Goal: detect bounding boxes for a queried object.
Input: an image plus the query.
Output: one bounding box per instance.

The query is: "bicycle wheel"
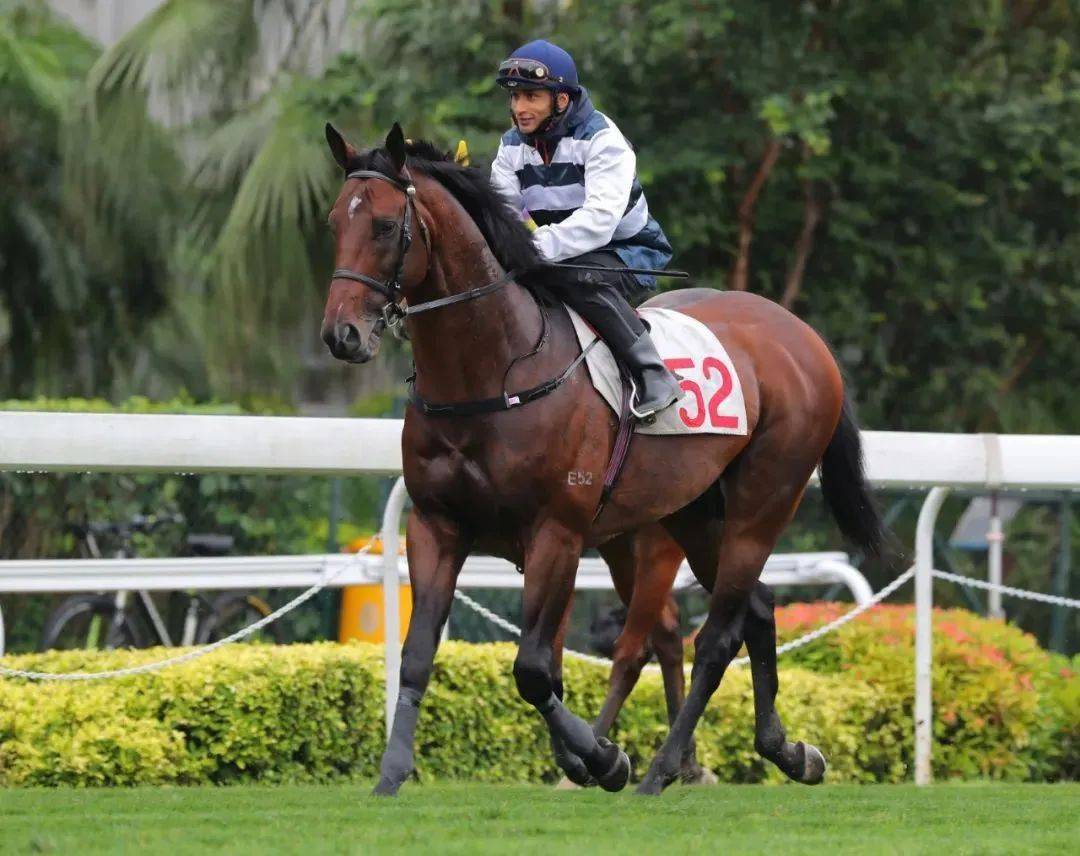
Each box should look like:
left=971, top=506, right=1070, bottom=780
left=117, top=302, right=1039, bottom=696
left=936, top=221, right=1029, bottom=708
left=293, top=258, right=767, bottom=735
left=198, top=593, right=284, bottom=645
left=39, top=594, right=148, bottom=651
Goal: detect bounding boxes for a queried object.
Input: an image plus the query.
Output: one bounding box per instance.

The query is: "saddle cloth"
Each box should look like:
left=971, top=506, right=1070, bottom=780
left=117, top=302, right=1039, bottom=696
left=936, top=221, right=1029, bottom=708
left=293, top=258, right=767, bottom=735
left=567, top=306, right=748, bottom=436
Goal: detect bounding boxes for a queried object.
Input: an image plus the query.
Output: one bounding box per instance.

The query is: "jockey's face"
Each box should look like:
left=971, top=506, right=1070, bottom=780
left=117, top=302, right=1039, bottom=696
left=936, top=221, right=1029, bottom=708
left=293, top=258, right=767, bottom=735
left=510, top=89, right=570, bottom=134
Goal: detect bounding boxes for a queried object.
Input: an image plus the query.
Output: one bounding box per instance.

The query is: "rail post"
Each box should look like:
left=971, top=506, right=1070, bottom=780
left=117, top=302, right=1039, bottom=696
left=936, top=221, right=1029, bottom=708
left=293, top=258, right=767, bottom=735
left=915, top=486, right=949, bottom=785
left=987, top=491, right=1004, bottom=618
left=381, top=477, right=409, bottom=737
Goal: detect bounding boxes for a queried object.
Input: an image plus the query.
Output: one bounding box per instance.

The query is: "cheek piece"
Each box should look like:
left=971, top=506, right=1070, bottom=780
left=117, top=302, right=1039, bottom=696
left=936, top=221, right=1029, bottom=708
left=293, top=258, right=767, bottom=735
left=331, top=169, right=421, bottom=333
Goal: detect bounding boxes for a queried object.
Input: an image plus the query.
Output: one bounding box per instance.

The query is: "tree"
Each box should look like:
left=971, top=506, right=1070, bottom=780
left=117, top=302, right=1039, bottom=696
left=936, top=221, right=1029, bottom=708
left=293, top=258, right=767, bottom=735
left=41, top=0, right=1080, bottom=435
left=0, top=0, right=173, bottom=396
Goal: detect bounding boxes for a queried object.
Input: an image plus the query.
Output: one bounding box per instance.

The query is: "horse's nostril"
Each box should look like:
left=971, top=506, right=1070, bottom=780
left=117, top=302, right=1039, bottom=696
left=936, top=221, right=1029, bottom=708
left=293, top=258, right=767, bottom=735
left=337, top=323, right=361, bottom=348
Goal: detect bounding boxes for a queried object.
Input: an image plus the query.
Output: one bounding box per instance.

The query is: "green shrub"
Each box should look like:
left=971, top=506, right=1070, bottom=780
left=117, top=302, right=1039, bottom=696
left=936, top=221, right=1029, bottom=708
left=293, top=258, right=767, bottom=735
left=0, top=644, right=384, bottom=787
left=773, top=603, right=1078, bottom=781
left=3, top=634, right=1071, bottom=788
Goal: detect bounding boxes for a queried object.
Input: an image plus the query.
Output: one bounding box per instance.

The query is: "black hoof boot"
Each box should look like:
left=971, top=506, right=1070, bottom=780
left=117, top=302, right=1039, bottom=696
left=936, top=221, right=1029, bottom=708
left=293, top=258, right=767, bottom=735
left=593, top=737, right=631, bottom=793
left=560, top=753, right=595, bottom=787
left=552, top=734, right=594, bottom=787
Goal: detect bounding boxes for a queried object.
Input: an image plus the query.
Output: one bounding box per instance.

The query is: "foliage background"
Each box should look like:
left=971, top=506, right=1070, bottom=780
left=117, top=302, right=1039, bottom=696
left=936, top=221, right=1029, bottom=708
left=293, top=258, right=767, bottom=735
left=0, top=0, right=1078, bottom=651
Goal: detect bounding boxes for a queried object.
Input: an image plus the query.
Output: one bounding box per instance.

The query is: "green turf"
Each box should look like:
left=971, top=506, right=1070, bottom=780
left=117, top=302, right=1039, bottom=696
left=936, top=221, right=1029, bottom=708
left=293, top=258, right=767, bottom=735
left=1, top=782, right=1076, bottom=855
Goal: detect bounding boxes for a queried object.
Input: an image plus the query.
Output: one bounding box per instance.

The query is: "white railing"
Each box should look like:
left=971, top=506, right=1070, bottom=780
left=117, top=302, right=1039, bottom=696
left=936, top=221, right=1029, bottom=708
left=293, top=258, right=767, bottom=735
left=2, top=412, right=1079, bottom=784
left=0, top=550, right=868, bottom=599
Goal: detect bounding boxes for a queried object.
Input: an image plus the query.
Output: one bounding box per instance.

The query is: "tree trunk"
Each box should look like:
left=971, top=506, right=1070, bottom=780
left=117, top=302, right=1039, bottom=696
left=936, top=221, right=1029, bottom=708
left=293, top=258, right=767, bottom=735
left=780, top=159, right=825, bottom=310
left=728, top=138, right=781, bottom=292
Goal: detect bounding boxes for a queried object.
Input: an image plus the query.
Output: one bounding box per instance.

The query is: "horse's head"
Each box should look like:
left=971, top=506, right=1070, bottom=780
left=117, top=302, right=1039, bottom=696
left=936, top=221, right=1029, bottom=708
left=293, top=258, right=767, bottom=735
left=321, top=123, right=430, bottom=363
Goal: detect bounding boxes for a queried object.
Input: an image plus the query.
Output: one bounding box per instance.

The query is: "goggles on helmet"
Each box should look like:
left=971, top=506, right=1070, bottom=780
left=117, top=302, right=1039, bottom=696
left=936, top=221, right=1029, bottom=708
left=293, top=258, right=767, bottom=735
left=496, top=57, right=565, bottom=89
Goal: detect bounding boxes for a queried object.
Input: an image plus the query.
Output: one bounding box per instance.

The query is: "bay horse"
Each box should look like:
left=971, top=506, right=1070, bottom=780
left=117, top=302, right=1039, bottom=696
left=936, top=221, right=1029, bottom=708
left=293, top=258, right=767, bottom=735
left=321, top=123, right=884, bottom=796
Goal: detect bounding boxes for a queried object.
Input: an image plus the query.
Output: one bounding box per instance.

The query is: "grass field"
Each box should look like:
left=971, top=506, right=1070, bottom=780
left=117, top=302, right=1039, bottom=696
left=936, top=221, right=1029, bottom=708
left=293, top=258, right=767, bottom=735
left=2, top=782, right=1077, bottom=854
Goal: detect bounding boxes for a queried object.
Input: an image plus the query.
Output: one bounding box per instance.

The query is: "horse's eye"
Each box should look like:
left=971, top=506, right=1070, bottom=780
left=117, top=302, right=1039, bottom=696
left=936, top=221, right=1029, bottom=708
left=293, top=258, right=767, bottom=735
left=374, top=219, right=397, bottom=238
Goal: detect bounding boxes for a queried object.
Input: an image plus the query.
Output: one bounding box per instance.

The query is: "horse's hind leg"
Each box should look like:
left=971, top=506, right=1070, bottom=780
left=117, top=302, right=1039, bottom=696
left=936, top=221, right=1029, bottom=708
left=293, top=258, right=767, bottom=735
left=649, top=595, right=716, bottom=784
left=594, top=526, right=712, bottom=784
left=638, top=459, right=812, bottom=795
left=593, top=527, right=679, bottom=736
left=744, top=581, right=827, bottom=784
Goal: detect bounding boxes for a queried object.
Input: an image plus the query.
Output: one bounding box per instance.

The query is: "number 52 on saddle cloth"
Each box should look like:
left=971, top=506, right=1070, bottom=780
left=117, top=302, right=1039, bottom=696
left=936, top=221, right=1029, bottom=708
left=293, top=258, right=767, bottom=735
left=567, top=306, right=749, bottom=437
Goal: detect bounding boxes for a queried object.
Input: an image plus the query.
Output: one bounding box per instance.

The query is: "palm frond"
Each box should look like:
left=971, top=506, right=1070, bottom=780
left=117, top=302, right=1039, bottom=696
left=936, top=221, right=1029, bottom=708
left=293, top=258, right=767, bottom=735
left=216, top=87, right=335, bottom=242
left=88, top=0, right=260, bottom=108
left=191, top=93, right=283, bottom=191
left=0, top=2, right=96, bottom=116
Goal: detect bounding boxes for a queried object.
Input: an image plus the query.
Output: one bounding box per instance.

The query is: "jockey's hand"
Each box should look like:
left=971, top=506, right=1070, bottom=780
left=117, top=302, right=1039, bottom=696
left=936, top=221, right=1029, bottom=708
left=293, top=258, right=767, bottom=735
left=523, top=217, right=538, bottom=232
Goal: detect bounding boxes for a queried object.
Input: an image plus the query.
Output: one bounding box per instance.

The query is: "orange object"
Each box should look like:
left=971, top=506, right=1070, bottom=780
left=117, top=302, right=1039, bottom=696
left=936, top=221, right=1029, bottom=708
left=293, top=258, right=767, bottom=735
left=338, top=582, right=412, bottom=644
left=338, top=535, right=410, bottom=643
left=343, top=534, right=406, bottom=556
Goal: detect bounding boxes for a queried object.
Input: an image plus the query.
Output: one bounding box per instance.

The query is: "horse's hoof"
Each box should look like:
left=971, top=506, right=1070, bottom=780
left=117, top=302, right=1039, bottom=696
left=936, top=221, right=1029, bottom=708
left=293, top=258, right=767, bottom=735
left=372, top=776, right=402, bottom=797
left=680, top=764, right=718, bottom=786
left=635, top=774, right=666, bottom=796
left=798, top=742, right=827, bottom=785
left=596, top=748, right=631, bottom=793
left=635, top=754, right=679, bottom=796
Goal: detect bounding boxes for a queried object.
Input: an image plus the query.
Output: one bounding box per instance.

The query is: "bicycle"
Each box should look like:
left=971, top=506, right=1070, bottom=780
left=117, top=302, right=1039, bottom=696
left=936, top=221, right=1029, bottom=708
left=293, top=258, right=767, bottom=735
left=38, top=514, right=283, bottom=651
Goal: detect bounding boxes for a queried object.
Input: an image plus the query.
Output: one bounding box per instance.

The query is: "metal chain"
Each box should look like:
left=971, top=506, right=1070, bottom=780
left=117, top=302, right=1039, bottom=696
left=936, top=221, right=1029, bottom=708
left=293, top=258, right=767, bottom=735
left=451, top=589, right=613, bottom=666
left=454, top=566, right=918, bottom=670
left=932, top=569, right=1080, bottom=609
left=0, top=543, right=377, bottom=682
left=7, top=557, right=1071, bottom=683
left=451, top=590, right=523, bottom=637
left=766, top=566, right=916, bottom=660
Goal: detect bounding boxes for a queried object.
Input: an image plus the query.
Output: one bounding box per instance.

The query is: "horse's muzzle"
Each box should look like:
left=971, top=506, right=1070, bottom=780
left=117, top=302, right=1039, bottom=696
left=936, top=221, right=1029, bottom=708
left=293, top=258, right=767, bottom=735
left=322, top=321, right=378, bottom=363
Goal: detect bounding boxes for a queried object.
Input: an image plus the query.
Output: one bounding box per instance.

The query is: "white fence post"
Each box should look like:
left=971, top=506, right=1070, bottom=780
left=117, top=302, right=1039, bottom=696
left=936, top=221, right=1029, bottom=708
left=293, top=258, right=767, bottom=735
left=915, top=486, right=949, bottom=786
left=987, top=491, right=1005, bottom=619
left=381, top=477, right=409, bottom=737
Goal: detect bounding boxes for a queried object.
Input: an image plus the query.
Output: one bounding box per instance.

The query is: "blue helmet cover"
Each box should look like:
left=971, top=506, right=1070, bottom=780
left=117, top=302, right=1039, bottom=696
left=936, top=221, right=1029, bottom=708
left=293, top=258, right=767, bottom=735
left=500, top=39, right=579, bottom=92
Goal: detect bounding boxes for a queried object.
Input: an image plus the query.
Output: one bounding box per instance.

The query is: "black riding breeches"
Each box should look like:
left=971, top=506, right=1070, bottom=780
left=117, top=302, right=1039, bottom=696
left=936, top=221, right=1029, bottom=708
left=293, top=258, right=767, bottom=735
left=544, top=251, right=647, bottom=348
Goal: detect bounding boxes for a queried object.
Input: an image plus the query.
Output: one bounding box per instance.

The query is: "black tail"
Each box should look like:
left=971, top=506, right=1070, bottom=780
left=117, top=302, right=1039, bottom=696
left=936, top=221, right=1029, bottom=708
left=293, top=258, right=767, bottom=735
left=819, top=394, right=886, bottom=557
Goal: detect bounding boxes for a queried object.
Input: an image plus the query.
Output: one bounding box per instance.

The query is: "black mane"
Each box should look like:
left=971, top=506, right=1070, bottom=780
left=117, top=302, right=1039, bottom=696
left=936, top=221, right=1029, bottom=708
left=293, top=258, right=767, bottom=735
left=344, top=140, right=543, bottom=280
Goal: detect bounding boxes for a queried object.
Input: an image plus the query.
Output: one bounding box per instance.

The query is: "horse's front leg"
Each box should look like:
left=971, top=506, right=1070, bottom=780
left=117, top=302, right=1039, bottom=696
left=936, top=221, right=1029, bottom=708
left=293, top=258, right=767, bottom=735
left=515, top=519, right=631, bottom=792
left=373, top=507, right=469, bottom=796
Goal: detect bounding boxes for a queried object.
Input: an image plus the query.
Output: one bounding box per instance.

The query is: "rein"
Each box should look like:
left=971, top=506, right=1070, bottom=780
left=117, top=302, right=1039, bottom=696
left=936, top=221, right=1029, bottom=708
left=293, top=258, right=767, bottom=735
left=331, top=167, right=592, bottom=417
left=331, top=169, right=518, bottom=332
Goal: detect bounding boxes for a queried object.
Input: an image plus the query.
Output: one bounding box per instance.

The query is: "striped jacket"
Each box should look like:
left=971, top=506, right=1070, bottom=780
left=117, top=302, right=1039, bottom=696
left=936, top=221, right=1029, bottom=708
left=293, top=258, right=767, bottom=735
left=489, top=89, right=672, bottom=288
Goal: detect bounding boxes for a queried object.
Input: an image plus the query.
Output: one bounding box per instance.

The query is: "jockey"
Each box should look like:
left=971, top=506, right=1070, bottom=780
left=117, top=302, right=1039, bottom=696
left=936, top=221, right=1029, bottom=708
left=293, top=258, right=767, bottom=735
left=490, top=39, right=682, bottom=419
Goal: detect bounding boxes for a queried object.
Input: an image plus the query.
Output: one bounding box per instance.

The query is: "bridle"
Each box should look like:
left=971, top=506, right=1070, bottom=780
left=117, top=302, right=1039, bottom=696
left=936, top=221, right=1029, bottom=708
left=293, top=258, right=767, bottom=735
left=330, top=169, right=514, bottom=333
left=328, top=165, right=597, bottom=419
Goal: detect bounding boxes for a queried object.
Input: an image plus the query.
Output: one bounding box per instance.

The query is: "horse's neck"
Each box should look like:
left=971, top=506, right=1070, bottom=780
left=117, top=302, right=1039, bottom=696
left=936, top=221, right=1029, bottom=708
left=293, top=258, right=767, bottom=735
left=407, top=245, right=547, bottom=404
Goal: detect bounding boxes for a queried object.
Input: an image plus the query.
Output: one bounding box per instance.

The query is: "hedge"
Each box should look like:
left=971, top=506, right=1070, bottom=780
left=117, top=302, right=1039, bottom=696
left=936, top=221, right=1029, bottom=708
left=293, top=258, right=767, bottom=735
left=772, top=604, right=1079, bottom=781
left=0, top=643, right=901, bottom=787
left=1, top=611, right=1075, bottom=787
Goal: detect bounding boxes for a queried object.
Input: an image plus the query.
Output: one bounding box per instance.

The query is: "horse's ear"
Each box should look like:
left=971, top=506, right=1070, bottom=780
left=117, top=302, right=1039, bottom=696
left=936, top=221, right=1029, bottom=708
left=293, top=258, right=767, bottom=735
left=385, top=122, right=407, bottom=174
left=325, top=123, right=357, bottom=172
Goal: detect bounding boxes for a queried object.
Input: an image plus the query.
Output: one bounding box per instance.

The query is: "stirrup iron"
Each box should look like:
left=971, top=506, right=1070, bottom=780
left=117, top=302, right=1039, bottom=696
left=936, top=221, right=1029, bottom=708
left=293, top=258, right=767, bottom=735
left=627, top=378, right=659, bottom=424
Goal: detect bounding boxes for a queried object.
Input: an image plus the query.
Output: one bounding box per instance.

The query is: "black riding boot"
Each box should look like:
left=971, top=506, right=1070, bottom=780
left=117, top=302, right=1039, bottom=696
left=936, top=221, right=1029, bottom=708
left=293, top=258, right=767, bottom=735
left=558, top=273, right=682, bottom=419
